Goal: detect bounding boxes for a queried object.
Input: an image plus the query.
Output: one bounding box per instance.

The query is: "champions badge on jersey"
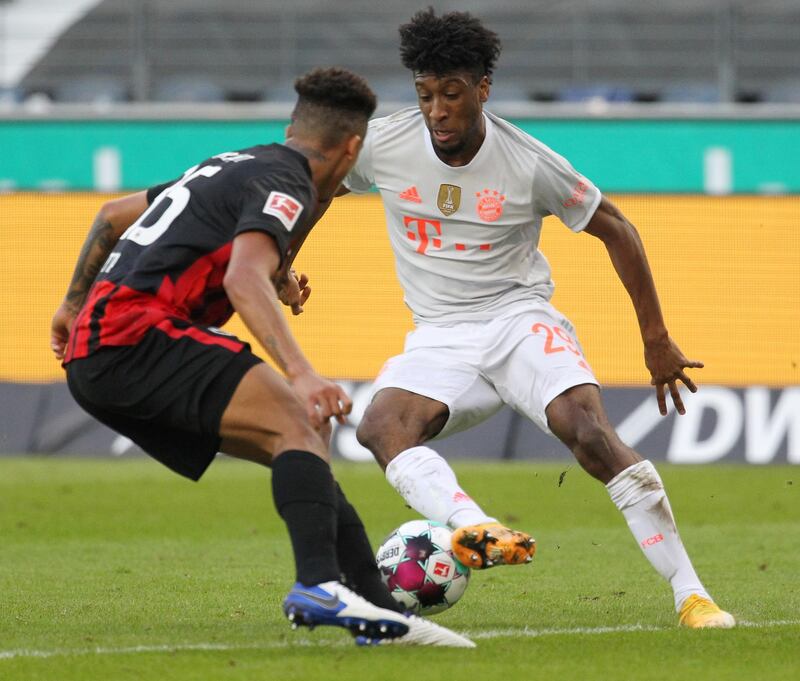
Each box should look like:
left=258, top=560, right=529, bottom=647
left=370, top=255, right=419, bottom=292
left=437, top=184, right=461, bottom=216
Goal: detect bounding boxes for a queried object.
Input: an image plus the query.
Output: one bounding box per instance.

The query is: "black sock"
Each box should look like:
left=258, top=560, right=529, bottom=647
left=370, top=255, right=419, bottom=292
left=334, top=483, right=405, bottom=613
left=271, top=450, right=340, bottom=587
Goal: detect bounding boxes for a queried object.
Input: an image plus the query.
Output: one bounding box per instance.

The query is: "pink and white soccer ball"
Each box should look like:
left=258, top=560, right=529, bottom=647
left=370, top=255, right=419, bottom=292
left=375, top=519, right=470, bottom=615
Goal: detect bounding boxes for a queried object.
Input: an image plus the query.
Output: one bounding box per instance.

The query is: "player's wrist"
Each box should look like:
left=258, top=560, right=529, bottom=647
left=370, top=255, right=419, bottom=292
left=641, top=326, right=669, bottom=345
left=285, top=361, right=316, bottom=382
left=59, top=298, right=81, bottom=315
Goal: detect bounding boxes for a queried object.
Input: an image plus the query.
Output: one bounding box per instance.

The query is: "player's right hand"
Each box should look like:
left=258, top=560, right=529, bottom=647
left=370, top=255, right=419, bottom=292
left=644, top=335, right=704, bottom=416
left=50, top=302, right=77, bottom=360
left=276, top=268, right=311, bottom=315
left=290, top=370, right=352, bottom=428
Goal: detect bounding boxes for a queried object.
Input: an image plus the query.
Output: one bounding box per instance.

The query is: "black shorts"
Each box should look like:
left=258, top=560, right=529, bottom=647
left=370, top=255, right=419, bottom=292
left=66, top=323, right=263, bottom=481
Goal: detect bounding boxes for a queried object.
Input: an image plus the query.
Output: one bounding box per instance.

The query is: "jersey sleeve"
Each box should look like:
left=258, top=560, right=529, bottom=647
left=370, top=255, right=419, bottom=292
left=146, top=180, right=177, bottom=204
left=342, top=122, right=376, bottom=193
left=531, top=148, right=602, bottom=233
left=234, top=173, right=311, bottom=264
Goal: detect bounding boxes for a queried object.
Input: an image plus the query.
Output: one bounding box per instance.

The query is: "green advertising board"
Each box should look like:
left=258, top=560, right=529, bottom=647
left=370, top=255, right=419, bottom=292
left=0, top=115, right=798, bottom=193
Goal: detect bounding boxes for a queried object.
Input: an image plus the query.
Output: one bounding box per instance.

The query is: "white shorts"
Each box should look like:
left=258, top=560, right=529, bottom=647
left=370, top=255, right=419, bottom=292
left=371, top=302, right=599, bottom=438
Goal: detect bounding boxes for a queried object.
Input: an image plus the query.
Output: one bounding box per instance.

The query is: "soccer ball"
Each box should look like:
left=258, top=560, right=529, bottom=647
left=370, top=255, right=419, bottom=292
left=375, top=519, right=470, bottom=615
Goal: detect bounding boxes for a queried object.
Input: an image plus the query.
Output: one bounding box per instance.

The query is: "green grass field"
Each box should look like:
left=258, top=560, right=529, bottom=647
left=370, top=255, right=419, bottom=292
left=1, top=457, right=797, bottom=680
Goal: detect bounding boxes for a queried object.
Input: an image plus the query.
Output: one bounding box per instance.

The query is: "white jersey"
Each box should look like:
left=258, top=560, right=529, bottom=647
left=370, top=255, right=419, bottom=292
left=344, top=107, right=602, bottom=325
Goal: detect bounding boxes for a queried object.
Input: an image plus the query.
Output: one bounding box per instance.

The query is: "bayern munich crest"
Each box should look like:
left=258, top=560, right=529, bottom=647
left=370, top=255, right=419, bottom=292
left=476, top=188, right=505, bottom=222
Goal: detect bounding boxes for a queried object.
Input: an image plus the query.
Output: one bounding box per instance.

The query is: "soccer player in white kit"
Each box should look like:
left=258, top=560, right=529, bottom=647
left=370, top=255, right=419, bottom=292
left=336, top=9, right=735, bottom=628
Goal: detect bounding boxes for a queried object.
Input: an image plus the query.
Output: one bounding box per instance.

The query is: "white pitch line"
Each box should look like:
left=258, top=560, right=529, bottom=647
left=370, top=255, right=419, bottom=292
left=1, top=619, right=797, bottom=661
left=469, top=619, right=800, bottom=639
left=0, top=640, right=333, bottom=661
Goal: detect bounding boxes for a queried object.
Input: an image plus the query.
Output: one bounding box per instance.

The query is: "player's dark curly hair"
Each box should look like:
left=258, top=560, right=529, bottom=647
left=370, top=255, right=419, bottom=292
left=294, top=67, right=376, bottom=117
left=399, top=8, right=501, bottom=82
left=292, top=67, right=376, bottom=147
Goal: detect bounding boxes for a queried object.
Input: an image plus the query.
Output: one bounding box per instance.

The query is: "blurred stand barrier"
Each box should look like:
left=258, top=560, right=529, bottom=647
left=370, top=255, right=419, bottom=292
left=0, top=193, right=797, bottom=463
left=1, top=382, right=798, bottom=464
left=2, top=107, right=800, bottom=193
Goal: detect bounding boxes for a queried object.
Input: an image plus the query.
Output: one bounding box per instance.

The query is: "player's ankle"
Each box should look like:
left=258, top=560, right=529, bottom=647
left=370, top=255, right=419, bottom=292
left=675, top=588, right=712, bottom=612
left=448, top=510, right=496, bottom=528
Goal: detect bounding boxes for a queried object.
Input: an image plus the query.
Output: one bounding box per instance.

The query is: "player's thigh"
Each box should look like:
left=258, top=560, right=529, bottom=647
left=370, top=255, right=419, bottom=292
left=369, top=346, right=503, bottom=441
left=358, top=387, right=450, bottom=461
left=219, top=362, right=327, bottom=463
left=484, top=306, right=599, bottom=433
left=65, top=328, right=264, bottom=480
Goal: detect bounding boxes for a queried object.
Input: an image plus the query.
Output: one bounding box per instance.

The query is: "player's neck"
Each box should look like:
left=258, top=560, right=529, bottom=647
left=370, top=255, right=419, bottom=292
left=284, top=138, right=327, bottom=164
left=432, top=118, right=486, bottom=168
left=284, top=138, right=340, bottom=200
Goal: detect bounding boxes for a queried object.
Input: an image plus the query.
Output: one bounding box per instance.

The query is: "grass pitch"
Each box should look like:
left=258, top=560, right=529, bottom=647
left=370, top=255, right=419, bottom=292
left=1, top=457, right=797, bottom=680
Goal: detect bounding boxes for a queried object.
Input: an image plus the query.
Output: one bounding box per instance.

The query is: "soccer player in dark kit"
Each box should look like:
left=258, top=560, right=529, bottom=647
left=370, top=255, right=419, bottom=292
left=49, top=67, right=473, bottom=648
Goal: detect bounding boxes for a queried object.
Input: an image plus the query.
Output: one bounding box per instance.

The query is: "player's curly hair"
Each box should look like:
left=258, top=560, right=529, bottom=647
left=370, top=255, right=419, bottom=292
left=399, top=7, right=501, bottom=82
left=292, top=67, right=377, bottom=146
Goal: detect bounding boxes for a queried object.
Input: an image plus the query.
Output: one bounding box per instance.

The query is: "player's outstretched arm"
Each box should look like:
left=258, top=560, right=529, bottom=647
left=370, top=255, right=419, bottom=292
left=50, top=191, right=149, bottom=359
left=224, top=230, right=352, bottom=427
left=583, top=196, right=703, bottom=416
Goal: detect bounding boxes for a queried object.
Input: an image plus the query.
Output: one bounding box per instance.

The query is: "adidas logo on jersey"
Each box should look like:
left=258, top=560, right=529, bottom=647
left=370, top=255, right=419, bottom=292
left=399, top=186, right=422, bottom=203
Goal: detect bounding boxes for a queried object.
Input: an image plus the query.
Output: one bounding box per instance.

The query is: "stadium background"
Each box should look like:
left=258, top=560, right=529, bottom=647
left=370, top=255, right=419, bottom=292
left=0, top=0, right=798, bottom=464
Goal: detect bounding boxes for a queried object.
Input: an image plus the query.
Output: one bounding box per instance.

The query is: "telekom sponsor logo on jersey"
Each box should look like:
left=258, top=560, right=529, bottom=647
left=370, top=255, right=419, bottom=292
left=562, top=180, right=588, bottom=208
left=403, top=215, right=493, bottom=255
left=262, top=191, right=303, bottom=231
left=404, top=216, right=442, bottom=254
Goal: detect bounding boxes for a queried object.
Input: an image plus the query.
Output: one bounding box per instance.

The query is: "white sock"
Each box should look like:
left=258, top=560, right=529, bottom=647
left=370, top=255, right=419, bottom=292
left=385, top=446, right=495, bottom=529
left=606, top=460, right=711, bottom=611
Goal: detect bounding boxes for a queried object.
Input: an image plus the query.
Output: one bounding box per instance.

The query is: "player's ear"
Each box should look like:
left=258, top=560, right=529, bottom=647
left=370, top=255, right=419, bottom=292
left=344, top=133, right=363, bottom=160
left=478, top=76, right=489, bottom=103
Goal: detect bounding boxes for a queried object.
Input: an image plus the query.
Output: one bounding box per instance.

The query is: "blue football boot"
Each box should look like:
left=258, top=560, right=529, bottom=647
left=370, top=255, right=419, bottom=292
left=282, top=581, right=409, bottom=641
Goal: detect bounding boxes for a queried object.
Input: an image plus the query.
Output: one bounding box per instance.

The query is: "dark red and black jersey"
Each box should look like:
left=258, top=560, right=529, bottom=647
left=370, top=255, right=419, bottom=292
left=65, top=144, right=317, bottom=363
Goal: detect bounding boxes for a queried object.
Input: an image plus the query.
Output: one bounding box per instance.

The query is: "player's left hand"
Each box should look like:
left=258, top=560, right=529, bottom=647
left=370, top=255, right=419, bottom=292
left=50, top=302, right=77, bottom=360
left=291, top=369, right=353, bottom=428
left=644, top=335, right=704, bottom=416
left=276, top=268, right=311, bottom=315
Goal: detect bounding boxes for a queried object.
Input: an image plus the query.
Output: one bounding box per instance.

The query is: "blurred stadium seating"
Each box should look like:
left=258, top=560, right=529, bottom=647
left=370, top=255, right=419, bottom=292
left=2, top=0, right=799, bottom=105
left=152, top=75, right=225, bottom=103
left=52, top=75, right=128, bottom=104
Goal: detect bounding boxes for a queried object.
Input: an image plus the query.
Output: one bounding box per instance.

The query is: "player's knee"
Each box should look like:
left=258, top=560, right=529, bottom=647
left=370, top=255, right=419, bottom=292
left=355, top=408, right=383, bottom=452
left=356, top=406, right=406, bottom=461
left=562, top=407, right=614, bottom=460
left=572, top=412, right=613, bottom=459
left=240, top=403, right=327, bottom=463
left=277, top=418, right=327, bottom=458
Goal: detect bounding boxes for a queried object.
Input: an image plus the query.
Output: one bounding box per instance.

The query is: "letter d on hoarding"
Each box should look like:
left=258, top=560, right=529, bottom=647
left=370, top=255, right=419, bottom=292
left=668, top=387, right=742, bottom=463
